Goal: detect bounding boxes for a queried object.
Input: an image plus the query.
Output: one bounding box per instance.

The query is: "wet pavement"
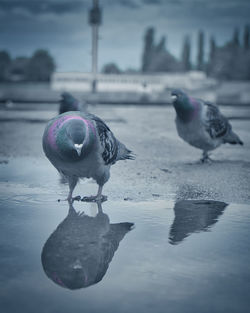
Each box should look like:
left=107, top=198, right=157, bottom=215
left=0, top=104, right=250, bottom=313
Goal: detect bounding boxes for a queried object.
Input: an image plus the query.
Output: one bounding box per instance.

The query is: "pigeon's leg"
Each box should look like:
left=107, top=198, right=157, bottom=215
left=81, top=185, right=107, bottom=203
left=67, top=176, right=79, bottom=203
left=97, top=200, right=103, bottom=214
left=96, top=185, right=107, bottom=202
left=200, top=151, right=212, bottom=163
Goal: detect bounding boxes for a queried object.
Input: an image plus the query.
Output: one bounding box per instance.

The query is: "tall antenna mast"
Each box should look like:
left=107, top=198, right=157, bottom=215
left=89, top=0, right=102, bottom=93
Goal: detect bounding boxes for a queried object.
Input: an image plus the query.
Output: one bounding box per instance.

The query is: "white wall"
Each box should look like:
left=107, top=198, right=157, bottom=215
left=51, top=71, right=216, bottom=93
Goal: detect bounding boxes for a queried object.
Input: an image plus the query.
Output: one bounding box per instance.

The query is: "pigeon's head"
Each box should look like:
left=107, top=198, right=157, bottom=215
left=60, top=92, right=78, bottom=110
left=171, top=89, right=195, bottom=121
left=171, top=89, right=188, bottom=105
left=59, top=92, right=78, bottom=113
left=66, top=119, right=88, bottom=157
left=61, top=92, right=75, bottom=103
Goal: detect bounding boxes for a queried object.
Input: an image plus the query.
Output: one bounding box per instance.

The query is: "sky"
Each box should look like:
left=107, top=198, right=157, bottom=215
left=0, top=0, right=249, bottom=72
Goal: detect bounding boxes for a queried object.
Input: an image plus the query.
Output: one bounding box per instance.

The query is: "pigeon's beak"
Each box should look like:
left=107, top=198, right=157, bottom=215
left=72, top=259, right=83, bottom=270
left=74, top=143, right=83, bottom=156
left=171, top=95, right=177, bottom=102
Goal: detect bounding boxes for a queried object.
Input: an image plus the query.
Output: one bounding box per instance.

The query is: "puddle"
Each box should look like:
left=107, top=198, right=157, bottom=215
left=0, top=196, right=250, bottom=313
left=1, top=158, right=250, bottom=312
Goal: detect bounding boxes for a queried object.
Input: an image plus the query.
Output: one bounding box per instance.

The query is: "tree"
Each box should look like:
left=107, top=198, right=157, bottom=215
left=233, top=27, right=240, bottom=47
left=141, top=27, right=182, bottom=72
left=0, top=50, right=11, bottom=81
left=181, top=35, right=191, bottom=71
left=149, top=50, right=182, bottom=72
left=11, top=56, right=29, bottom=79
left=102, top=63, right=121, bottom=74
left=209, top=36, right=216, bottom=60
left=26, top=49, right=55, bottom=81
left=197, top=30, right=204, bottom=71
left=147, top=34, right=181, bottom=72
left=244, top=25, right=249, bottom=50
left=207, top=27, right=250, bottom=80
left=207, top=36, right=216, bottom=75
left=142, top=27, right=155, bottom=72
left=156, top=36, right=166, bottom=53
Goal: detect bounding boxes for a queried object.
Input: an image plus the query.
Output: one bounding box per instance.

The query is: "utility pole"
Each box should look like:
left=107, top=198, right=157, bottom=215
left=89, top=0, right=102, bottom=93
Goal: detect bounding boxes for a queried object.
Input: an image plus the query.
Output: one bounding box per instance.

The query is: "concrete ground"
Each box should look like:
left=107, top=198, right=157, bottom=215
left=0, top=104, right=250, bottom=205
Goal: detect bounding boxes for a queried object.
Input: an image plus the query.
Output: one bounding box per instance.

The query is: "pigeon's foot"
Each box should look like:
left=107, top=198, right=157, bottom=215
left=81, top=195, right=108, bottom=203
left=58, top=195, right=82, bottom=203
left=72, top=195, right=82, bottom=202
left=201, top=158, right=213, bottom=164
left=200, top=152, right=213, bottom=164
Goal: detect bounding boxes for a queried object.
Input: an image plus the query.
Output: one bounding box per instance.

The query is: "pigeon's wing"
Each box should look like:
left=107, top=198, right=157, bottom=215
left=88, top=114, right=134, bottom=165
left=204, top=102, right=230, bottom=139
left=89, top=114, right=119, bottom=165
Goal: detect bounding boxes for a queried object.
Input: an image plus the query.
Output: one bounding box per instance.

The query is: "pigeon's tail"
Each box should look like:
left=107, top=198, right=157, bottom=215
left=117, top=141, right=136, bottom=161
left=223, top=130, right=243, bottom=145
left=124, top=149, right=136, bottom=160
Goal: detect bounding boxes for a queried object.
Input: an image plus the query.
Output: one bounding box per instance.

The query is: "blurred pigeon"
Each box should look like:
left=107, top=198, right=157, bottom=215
left=59, top=92, right=87, bottom=114
left=171, top=89, right=243, bottom=162
left=41, top=201, right=134, bottom=289
left=169, top=200, right=227, bottom=245
left=42, top=111, right=135, bottom=202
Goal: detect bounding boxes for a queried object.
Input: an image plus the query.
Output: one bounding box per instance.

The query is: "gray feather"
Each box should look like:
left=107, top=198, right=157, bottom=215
left=90, top=114, right=135, bottom=165
left=205, top=102, right=243, bottom=145
left=204, top=102, right=229, bottom=139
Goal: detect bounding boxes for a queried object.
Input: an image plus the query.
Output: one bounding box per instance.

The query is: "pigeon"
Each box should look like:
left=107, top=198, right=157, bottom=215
left=41, top=201, right=134, bottom=289
left=59, top=92, right=87, bottom=114
left=42, top=111, right=135, bottom=202
left=171, top=89, right=243, bottom=162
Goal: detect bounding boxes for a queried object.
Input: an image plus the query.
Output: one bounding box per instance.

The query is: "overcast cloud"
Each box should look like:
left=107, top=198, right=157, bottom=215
left=0, top=0, right=249, bottom=71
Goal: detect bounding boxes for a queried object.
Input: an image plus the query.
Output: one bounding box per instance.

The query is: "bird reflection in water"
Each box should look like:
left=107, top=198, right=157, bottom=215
left=41, top=202, right=134, bottom=289
left=169, top=200, right=228, bottom=245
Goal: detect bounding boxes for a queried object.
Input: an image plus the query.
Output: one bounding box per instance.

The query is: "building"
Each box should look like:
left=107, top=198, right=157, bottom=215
left=51, top=71, right=216, bottom=93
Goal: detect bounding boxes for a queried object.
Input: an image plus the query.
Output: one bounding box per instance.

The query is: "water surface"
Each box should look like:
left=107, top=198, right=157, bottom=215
left=0, top=159, right=250, bottom=313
